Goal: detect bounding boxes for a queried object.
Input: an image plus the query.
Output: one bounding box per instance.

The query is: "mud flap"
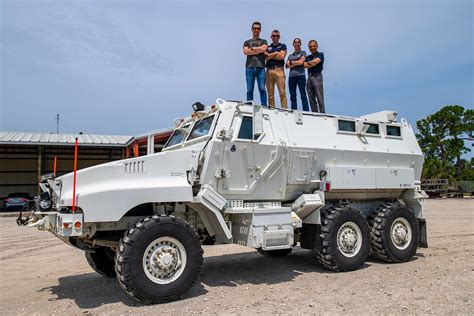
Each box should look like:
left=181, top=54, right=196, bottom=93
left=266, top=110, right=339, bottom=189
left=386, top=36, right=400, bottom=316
left=300, top=223, right=322, bottom=251
left=417, top=218, right=428, bottom=248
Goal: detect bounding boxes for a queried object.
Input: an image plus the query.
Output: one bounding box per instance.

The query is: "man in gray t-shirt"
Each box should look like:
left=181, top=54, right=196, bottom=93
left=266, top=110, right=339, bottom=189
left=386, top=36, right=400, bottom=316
left=243, top=22, right=268, bottom=106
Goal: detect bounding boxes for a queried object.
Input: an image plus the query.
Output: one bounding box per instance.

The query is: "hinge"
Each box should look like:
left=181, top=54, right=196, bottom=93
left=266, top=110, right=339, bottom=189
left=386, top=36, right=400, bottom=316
left=294, top=111, right=303, bottom=125
left=215, top=169, right=230, bottom=178
left=216, top=129, right=233, bottom=139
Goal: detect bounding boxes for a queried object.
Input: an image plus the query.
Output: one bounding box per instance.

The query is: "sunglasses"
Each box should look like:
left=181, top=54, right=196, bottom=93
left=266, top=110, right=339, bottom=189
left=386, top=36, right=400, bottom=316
left=272, top=35, right=280, bottom=38
left=252, top=27, right=261, bottom=30
left=293, top=42, right=301, bottom=44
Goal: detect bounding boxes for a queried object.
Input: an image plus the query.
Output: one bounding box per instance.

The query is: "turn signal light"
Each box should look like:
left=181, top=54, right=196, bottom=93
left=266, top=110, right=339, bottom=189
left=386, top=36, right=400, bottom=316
left=74, top=221, right=82, bottom=229
left=63, top=223, right=70, bottom=229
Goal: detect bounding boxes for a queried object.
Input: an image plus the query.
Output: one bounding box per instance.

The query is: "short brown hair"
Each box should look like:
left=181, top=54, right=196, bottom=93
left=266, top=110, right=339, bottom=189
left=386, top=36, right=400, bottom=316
left=308, top=40, right=318, bottom=46
left=252, top=21, right=261, bottom=28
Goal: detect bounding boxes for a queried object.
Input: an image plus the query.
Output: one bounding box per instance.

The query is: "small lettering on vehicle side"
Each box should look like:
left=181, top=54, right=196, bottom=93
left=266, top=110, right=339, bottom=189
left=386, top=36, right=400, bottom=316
left=170, top=172, right=184, bottom=177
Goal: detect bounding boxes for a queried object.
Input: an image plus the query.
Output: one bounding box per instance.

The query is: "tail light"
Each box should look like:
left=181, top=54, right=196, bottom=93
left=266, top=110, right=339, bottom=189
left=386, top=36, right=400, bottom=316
left=325, top=182, right=331, bottom=191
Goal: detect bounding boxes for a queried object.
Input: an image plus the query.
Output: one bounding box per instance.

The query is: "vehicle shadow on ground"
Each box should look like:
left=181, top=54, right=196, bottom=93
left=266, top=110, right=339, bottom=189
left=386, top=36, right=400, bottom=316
left=38, top=273, right=147, bottom=308
left=39, top=272, right=210, bottom=308
left=198, top=248, right=371, bottom=289
left=38, top=249, right=371, bottom=307
left=366, top=251, right=424, bottom=265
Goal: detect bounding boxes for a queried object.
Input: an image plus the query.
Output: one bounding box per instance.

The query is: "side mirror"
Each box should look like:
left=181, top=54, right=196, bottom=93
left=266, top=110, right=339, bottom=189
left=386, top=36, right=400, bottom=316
left=253, top=104, right=263, bottom=138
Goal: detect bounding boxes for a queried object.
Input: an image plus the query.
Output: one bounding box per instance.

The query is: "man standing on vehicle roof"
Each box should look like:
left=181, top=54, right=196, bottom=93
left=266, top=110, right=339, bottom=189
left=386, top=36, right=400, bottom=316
left=243, top=21, right=268, bottom=106
left=265, top=30, right=288, bottom=109
left=304, top=40, right=325, bottom=113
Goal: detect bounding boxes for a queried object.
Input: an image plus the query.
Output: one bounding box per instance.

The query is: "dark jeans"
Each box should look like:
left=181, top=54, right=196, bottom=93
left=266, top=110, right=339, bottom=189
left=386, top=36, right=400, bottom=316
left=288, top=75, right=309, bottom=111
left=246, top=67, right=267, bottom=106
left=307, top=73, right=325, bottom=113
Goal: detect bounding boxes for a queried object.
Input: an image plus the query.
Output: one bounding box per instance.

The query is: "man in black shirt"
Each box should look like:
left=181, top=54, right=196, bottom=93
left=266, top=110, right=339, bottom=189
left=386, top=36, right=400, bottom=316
left=265, top=30, right=288, bottom=109
left=304, top=40, right=325, bottom=113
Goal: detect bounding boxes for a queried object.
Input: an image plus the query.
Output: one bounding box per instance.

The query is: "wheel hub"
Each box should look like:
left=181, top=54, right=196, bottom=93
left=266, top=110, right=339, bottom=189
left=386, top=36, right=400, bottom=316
left=340, top=228, right=357, bottom=250
left=337, top=222, right=362, bottom=257
left=143, top=237, right=187, bottom=284
left=390, top=217, right=412, bottom=250
left=154, top=248, right=177, bottom=271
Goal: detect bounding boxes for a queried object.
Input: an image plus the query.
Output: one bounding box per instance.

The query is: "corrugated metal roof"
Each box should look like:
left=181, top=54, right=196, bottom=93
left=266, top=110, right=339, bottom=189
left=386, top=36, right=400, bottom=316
left=133, top=127, right=174, bottom=139
left=0, top=132, right=133, bottom=147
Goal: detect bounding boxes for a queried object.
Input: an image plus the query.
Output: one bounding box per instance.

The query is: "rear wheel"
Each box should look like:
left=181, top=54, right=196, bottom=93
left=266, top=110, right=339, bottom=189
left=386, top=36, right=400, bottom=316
left=115, top=216, right=203, bottom=304
left=85, top=247, right=116, bottom=277
left=257, top=248, right=292, bottom=257
left=316, top=206, right=370, bottom=271
left=369, top=202, right=419, bottom=262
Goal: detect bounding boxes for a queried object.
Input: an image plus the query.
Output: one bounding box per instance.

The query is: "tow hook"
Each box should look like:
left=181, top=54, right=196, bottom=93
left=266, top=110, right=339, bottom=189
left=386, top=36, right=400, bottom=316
left=16, top=207, right=32, bottom=226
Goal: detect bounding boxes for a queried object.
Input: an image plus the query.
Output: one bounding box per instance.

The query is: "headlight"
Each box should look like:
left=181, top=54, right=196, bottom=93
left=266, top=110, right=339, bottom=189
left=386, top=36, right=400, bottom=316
left=39, top=191, right=52, bottom=211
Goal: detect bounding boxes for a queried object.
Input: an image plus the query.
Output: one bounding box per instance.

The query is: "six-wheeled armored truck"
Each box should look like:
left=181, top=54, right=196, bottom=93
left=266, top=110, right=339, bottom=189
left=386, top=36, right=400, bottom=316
left=20, top=99, right=428, bottom=304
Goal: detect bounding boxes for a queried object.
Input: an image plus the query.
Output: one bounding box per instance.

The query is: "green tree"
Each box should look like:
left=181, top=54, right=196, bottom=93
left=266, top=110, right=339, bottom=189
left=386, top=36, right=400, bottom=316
left=416, top=105, right=473, bottom=180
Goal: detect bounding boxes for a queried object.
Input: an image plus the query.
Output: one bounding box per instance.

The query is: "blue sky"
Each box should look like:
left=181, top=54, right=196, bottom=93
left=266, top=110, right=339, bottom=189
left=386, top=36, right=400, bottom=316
left=1, top=0, right=472, bottom=137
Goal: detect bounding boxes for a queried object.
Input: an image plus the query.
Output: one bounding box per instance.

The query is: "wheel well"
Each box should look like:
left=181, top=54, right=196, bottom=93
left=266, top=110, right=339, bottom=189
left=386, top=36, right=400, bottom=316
left=122, top=203, right=155, bottom=217
left=119, top=202, right=213, bottom=244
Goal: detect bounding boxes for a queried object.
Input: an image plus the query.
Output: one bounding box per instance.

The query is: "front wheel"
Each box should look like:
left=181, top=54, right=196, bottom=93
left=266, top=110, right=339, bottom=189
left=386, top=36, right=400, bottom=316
left=115, top=216, right=203, bottom=304
left=316, top=206, right=370, bottom=271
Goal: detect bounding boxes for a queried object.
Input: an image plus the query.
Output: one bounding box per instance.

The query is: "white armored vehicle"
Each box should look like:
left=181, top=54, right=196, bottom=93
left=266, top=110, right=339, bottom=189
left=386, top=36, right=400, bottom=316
left=20, top=99, right=428, bottom=303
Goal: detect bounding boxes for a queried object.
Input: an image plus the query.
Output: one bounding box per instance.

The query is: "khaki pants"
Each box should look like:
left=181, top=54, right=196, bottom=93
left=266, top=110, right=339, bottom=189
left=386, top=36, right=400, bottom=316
left=266, top=68, right=288, bottom=108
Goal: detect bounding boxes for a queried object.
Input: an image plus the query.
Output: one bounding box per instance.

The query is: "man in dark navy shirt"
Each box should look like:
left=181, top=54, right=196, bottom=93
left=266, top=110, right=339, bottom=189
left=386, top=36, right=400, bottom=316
left=265, top=30, right=288, bottom=109
left=304, top=40, right=325, bottom=113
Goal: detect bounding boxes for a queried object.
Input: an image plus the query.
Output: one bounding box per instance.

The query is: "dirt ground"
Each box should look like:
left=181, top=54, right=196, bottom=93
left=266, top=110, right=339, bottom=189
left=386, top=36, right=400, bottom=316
left=0, top=199, right=472, bottom=315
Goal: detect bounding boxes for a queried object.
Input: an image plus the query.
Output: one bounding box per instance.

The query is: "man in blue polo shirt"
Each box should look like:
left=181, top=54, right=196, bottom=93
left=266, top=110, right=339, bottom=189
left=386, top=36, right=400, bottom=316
left=304, top=40, right=325, bottom=113
left=265, top=30, right=288, bottom=109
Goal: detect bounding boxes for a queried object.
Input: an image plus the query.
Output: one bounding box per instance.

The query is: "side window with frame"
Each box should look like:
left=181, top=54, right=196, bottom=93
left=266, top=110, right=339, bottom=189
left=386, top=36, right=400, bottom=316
left=364, top=123, right=380, bottom=135
left=338, top=119, right=356, bottom=132
left=386, top=125, right=401, bottom=137
left=237, top=116, right=258, bottom=140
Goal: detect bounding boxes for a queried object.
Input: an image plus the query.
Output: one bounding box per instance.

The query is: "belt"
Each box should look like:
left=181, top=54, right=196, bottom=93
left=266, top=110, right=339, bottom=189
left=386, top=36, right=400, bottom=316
left=309, top=72, right=322, bottom=77
left=267, top=66, right=284, bottom=70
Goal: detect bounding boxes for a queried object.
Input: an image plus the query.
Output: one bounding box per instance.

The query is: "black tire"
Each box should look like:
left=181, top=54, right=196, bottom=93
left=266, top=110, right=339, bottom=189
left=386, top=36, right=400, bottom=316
left=115, top=216, right=203, bottom=304
left=369, top=202, right=419, bottom=263
left=316, top=206, right=370, bottom=271
left=85, top=247, right=116, bottom=277
left=257, top=248, right=292, bottom=257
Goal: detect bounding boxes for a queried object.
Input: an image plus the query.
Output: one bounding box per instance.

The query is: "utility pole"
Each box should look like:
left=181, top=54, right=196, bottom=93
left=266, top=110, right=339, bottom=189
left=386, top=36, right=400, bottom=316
left=55, top=113, right=60, bottom=134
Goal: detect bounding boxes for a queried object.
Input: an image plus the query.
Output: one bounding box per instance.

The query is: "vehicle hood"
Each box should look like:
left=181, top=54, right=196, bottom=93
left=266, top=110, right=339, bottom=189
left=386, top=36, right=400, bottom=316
left=57, top=148, right=200, bottom=222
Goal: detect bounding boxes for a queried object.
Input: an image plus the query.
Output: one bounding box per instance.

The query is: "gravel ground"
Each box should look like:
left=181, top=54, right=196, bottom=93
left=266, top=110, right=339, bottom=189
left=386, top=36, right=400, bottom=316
left=0, top=199, right=472, bottom=315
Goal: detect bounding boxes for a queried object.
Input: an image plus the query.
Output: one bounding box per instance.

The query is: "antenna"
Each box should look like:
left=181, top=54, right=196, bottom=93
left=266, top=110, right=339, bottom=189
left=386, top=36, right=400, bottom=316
left=55, top=113, right=60, bottom=134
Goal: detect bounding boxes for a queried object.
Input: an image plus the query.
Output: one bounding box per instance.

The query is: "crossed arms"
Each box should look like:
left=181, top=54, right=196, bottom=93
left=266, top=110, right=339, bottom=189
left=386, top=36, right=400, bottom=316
left=304, top=57, right=321, bottom=69
left=243, top=44, right=268, bottom=56
left=286, top=55, right=305, bottom=68
left=265, top=49, right=286, bottom=60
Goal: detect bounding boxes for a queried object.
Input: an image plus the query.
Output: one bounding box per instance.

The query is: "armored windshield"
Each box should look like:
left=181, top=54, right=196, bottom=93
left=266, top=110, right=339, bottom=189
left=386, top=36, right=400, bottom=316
left=163, top=124, right=191, bottom=149
left=187, top=115, right=214, bottom=141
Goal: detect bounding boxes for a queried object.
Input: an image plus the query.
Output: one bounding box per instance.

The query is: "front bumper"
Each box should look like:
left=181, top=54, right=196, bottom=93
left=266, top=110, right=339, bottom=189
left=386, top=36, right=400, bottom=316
left=20, top=211, right=83, bottom=237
